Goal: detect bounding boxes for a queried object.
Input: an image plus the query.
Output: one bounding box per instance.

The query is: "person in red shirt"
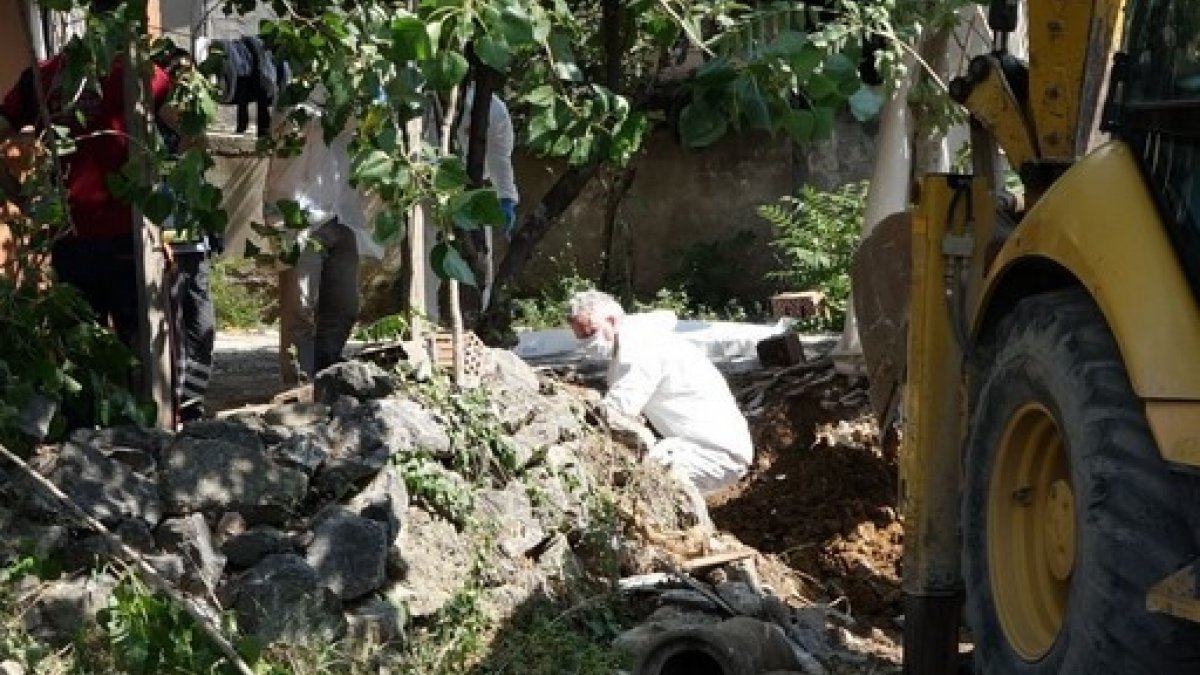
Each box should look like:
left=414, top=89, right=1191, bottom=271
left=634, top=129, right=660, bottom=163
left=0, top=52, right=171, bottom=349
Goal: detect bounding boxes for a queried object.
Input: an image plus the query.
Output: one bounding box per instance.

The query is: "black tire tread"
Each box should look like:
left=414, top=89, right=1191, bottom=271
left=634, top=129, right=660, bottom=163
left=963, top=288, right=1200, bottom=675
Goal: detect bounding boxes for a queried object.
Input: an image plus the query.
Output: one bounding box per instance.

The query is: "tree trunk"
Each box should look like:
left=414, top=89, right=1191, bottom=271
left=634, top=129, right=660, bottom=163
left=599, top=162, right=638, bottom=298
left=122, top=15, right=173, bottom=429
left=603, top=0, right=622, bottom=89
left=477, top=162, right=600, bottom=342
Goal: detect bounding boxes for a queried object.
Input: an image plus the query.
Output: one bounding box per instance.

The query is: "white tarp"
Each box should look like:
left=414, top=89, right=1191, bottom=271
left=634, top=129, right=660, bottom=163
left=513, top=310, right=828, bottom=373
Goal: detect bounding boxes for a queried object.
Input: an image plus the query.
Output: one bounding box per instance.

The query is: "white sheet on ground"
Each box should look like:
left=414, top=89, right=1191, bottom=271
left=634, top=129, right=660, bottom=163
left=513, top=310, right=821, bottom=373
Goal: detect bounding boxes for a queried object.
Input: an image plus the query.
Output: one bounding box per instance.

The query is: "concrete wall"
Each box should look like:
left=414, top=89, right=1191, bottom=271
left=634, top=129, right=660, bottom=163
left=0, top=0, right=35, bottom=277
left=507, top=113, right=878, bottom=303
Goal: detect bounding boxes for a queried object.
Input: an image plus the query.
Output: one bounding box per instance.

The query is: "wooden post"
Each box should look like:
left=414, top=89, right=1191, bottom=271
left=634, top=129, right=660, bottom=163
left=439, top=85, right=465, bottom=383
left=123, top=5, right=173, bottom=430
left=405, top=112, right=427, bottom=340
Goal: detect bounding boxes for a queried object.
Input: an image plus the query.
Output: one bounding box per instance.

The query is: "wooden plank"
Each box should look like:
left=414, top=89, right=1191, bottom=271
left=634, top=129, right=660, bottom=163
left=681, top=549, right=756, bottom=572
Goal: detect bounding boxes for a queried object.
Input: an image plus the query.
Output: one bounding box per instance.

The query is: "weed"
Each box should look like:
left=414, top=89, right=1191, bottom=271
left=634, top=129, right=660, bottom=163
left=511, top=256, right=593, bottom=330
left=633, top=286, right=766, bottom=322
left=760, top=180, right=867, bottom=330
left=407, top=376, right=521, bottom=482
left=477, top=596, right=634, bottom=674
left=401, top=586, right=490, bottom=674
left=353, top=313, right=410, bottom=342
left=664, top=229, right=766, bottom=319
left=98, top=573, right=238, bottom=675
left=397, top=455, right=475, bottom=525
left=210, top=256, right=273, bottom=329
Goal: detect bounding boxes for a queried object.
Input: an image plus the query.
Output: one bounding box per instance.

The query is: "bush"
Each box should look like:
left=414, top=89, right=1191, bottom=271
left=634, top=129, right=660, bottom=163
left=664, top=230, right=763, bottom=318
left=511, top=268, right=593, bottom=330
left=0, top=276, right=149, bottom=449
left=760, top=180, right=867, bottom=330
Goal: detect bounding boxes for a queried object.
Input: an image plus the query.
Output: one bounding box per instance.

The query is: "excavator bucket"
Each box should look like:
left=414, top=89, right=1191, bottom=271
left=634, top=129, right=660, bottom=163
left=851, top=211, right=913, bottom=425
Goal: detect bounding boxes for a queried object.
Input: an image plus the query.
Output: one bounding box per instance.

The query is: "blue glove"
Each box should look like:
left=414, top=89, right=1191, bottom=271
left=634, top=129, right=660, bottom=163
left=500, top=198, right=518, bottom=239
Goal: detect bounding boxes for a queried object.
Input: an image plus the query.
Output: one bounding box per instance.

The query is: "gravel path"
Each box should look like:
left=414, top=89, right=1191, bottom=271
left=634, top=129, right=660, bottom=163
left=207, top=329, right=289, bottom=413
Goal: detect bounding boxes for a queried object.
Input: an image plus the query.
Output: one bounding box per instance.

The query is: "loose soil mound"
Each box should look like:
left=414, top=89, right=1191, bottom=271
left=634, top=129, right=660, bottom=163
left=712, top=372, right=903, bottom=626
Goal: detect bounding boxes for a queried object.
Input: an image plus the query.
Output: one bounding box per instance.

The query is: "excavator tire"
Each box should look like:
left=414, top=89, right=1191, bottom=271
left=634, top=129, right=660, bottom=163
left=962, top=288, right=1200, bottom=675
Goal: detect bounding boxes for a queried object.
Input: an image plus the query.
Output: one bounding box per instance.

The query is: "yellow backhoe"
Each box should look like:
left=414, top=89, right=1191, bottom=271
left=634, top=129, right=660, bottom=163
left=854, top=0, right=1200, bottom=672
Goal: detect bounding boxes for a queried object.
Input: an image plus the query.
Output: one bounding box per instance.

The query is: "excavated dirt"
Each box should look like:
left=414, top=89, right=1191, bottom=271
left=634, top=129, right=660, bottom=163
left=712, top=373, right=903, bottom=624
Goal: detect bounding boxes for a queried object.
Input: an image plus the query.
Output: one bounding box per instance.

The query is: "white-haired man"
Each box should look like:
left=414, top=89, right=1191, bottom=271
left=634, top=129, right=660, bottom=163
left=567, top=290, right=754, bottom=495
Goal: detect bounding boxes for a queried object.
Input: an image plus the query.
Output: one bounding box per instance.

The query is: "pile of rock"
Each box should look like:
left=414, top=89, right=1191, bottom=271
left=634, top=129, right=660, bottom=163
left=0, top=351, right=605, bottom=650
left=0, top=345, right=898, bottom=674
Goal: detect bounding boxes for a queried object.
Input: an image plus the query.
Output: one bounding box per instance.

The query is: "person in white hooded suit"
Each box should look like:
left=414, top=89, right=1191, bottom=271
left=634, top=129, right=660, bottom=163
left=566, top=290, right=754, bottom=495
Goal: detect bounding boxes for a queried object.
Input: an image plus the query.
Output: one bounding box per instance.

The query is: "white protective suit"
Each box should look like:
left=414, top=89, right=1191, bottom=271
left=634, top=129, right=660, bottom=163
left=603, top=322, right=755, bottom=494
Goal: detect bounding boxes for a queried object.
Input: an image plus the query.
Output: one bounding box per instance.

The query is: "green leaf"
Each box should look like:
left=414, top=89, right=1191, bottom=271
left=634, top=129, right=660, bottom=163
left=530, top=7, right=552, bottom=42
left=733, top=76, right=770, bottom=130
left=553, top=61, right=584, bottom=82
left=426, top=18, right=444, bottom=46
left=448, top=189, right=505, bottom=229
left=824, top=53, right=857, bottom=81
left=781, top=109, right=816, bottom=144
left=694, top=57, right=737, bottom=88
left=143, top=191, right=174, bottom=225
left=645, top=14, right=681, bottom=47
left=524, top=85, right=556, bottom=106
left=475, top=35, right=513, bottom=72
left=608, top=113, right=649, bottom=166
left=568, top=136, right=593, bottom=165
left=431, top=241, right=477, bottom=286
left=390, top=16, right=431, bottom=61
left=527, top=111, right=557, bottom=146
left=275, top=199, right=309, bottom=229
left=848, top=86, right=883, bottom=122
left=547, top=32, right=576, bottom=62
left=806, top=73, right=836, bottom=99
left=813, top=106, right=836, bottom=139
left=499, top=6, right=535, bottom=45
left=549, top=133, right=573, bottom=156
left=791, top=44, right=823, bottom=79
left=374, top=210, right=406, bottom=244
left=679, top=100, right=729, bottom=148
left=434, top=158, right=469, bottom=191
left=421, top=51, right=468, bottom=91
left=352, top=150, right=394, bottom=183
left=768, top=31, right=809, bottom=59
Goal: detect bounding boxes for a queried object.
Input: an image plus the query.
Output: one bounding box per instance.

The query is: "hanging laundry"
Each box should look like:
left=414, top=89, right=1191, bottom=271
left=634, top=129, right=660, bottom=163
left=195, top=35, right=287, bottom=137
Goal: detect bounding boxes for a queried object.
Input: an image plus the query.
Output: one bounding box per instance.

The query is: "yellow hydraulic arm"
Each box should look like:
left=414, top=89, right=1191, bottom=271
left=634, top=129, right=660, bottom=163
left=949, top=0, right=1124, bottom=199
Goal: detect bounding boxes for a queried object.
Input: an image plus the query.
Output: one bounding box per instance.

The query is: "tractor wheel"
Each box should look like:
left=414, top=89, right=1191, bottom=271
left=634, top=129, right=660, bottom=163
left=962, top=288, right=1200, bottom=674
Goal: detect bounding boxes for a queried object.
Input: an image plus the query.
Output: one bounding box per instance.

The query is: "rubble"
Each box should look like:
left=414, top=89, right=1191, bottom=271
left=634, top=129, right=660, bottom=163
left=0, top=341, right=903, bottom=673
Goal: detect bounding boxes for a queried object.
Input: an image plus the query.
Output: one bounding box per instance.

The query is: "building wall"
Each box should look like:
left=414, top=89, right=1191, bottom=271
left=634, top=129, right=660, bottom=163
left=0, top=0, right=35, bottom=277
left=0, top=0, right=33, bottom=93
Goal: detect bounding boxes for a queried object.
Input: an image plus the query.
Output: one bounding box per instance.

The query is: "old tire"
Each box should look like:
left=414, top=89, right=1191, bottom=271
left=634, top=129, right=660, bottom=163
left=962, top=288, right=1200, bottom=674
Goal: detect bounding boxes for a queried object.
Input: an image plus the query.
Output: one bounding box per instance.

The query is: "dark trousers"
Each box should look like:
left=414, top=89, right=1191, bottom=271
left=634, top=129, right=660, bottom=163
left=170, top=251, right=216, bottom=418
left=50, top=235, right=139, bottom=350
left=278, top=219, right=360, bottom=384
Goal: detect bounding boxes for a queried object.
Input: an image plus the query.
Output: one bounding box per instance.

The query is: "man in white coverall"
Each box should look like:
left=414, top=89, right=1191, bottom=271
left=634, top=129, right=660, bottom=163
left=567, top=290, right=755, bottom=495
